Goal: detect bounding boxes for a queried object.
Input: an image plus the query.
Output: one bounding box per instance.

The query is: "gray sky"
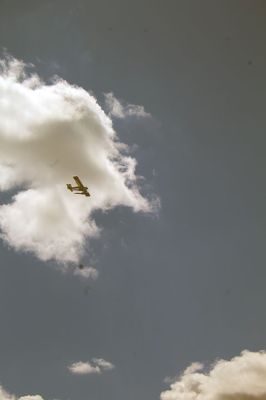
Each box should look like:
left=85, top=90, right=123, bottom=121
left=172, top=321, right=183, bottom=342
left=0, top=1, right=266, bottom=400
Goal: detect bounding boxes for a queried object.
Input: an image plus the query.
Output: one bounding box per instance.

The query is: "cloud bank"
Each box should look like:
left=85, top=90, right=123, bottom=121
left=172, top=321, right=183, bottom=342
left=161, top=350, right=266, bottom=400
left=0, top=56, right=155, bottom=264
left=68, top=358, right=115, bottom=375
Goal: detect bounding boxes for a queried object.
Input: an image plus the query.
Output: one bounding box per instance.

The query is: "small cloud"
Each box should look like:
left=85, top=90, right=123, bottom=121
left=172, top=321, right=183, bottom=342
left=68, top=361, right=101, bottom=375
left=161, top=350, right=266, bottom=400
left=74, top=266, right=99, bottom=280
left=68, top=358, right=115, bottom=375
left=92, top=358, right=115, bottom=371
left=104, top=92, right=151, bottom=119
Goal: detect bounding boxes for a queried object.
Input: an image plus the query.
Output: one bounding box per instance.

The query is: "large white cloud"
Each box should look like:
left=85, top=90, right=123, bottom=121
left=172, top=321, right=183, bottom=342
left=161, top=350, right=266, bottom=400
left=0, top=56, right=156, bottom=264
left=68, top=358, right=115, bottom=375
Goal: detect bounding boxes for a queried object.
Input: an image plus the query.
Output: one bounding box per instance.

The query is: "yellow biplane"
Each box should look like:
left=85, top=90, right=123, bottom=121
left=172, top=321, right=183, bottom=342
left=67, top=176, right=90, bottom=197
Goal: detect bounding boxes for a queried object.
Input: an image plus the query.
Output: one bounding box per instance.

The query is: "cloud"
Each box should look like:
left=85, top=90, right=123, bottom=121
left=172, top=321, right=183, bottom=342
left=17, top=397, right=43, bottom=400
left=0, top=385, right=45, bottom=400
left=160, top=350, right=266, bottom=400
left=73, top=266, right=99, bottom=280
left=68, top=361, right=101, bottom=375
left=68, top=358, right=115, bottom=375
left=91, top=358, right=115, bottom=371
left=104, top=92, right=151, bottom=119
left=0, top=55, right=157, bottom=264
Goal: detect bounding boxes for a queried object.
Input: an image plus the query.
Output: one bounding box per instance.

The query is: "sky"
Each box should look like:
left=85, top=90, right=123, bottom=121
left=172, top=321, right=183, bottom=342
left=0, top=1, right=266, bottom=400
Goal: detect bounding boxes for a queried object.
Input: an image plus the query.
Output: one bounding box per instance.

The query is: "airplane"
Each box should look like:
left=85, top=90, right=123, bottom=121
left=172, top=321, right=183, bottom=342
left=67, top=176, right=91, bottom=197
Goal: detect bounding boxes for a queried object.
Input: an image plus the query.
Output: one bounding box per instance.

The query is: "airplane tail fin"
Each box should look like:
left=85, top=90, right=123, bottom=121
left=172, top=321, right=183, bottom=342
left=67, top=184, right=73, bottom=192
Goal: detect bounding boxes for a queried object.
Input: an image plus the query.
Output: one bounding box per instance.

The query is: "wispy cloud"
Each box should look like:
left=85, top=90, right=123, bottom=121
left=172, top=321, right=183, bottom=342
left=73, top=266, right=99, bottom=280
left=104, top=92, right=151, bottom=119
left=161, top=350, right=266, bottom=400
left=0, top=55, right=158, bottom=265
left=68, top=358, right=115, bottom=375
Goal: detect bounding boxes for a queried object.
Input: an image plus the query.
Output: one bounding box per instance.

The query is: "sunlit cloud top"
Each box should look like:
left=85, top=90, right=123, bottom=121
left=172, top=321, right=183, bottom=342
left=161, top=350, right=266, bottom=400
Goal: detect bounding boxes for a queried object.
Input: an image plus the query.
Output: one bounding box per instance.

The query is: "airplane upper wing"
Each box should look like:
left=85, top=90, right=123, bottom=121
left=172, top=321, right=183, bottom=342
left=73, top=176, right=84, bottom=188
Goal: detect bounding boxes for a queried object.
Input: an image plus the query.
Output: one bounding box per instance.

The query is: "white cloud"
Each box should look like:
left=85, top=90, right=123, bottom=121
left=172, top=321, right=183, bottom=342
left=161, top=350, right=266, bottom=400
left=18, top=397, right=43, bottom=400
left=68, top=358, right=115, bottom=375
left=0, top=55, right=157, bottom=264
left=104, top=92, right=151, bottom=119
left=68, top=361, right=101, bottom=375
left=0, top=385, right=45, bottom=400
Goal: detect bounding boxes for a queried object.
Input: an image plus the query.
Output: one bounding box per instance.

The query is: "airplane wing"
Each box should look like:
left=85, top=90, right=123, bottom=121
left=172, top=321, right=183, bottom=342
left=73, top=176, right=84, bottom=189
left=71, top=176, right=90, bottom=196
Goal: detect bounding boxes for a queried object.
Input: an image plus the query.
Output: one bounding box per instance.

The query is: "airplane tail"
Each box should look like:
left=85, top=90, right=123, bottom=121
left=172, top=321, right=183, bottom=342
left=67, top=184, right=73, bottom=192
